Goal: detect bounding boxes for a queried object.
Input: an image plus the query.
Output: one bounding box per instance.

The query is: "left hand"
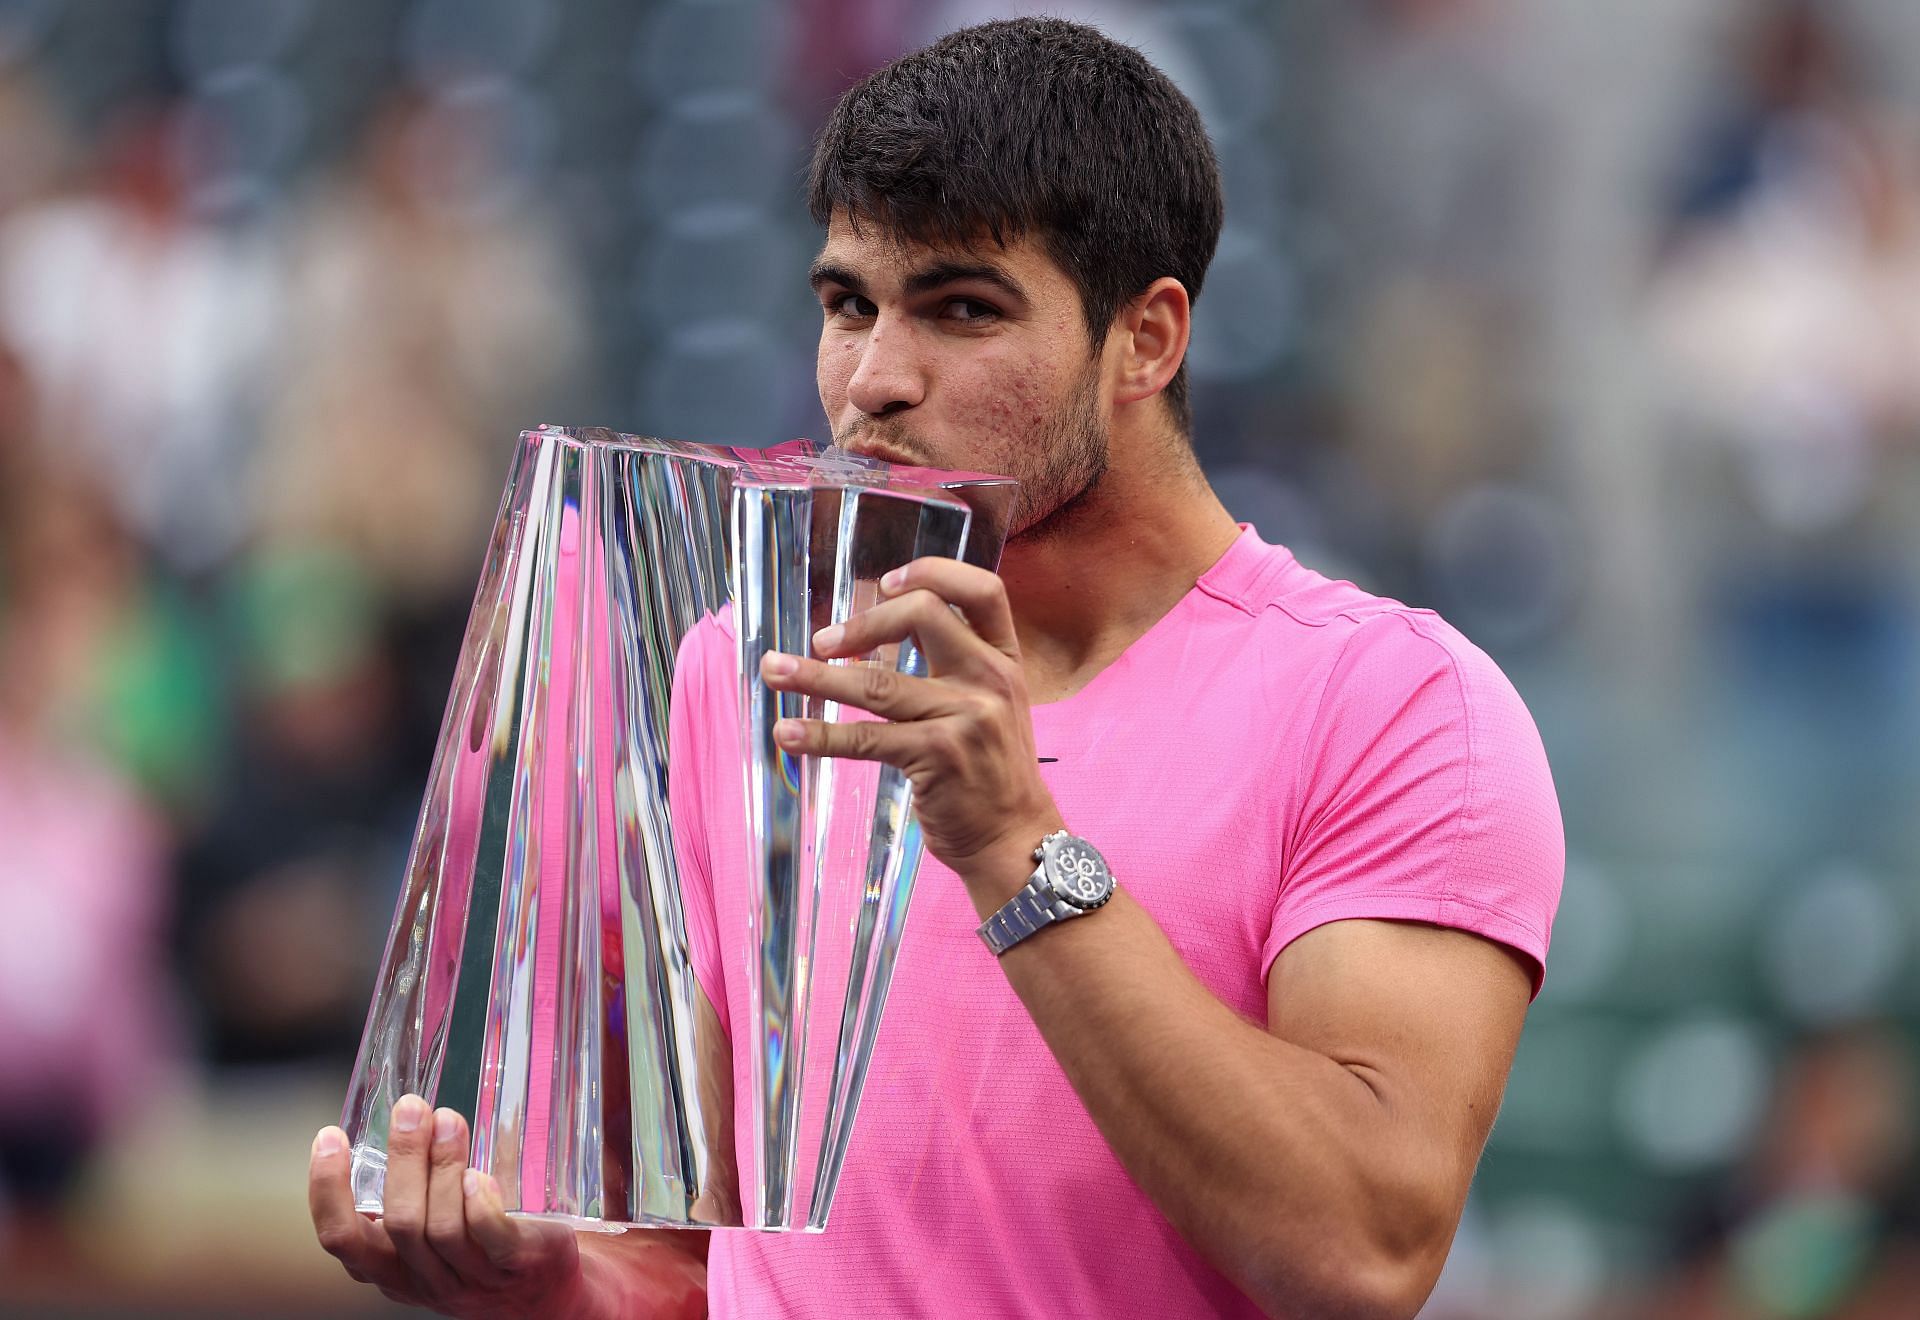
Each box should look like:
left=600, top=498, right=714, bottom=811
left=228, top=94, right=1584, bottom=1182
left=760, top=556, right=1061, bottom=900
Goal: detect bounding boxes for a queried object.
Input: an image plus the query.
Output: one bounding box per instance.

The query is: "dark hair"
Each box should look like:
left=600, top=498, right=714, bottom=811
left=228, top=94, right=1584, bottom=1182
left=807, top=17, right=1224, bottom=434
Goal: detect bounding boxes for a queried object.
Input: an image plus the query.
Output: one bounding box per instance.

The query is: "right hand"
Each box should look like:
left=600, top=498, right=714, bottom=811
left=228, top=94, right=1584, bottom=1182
left=308, top=1094, right=594, bottom=1319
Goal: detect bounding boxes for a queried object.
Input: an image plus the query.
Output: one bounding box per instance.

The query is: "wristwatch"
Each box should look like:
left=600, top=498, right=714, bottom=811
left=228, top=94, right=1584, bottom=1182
left=977, top=830, right=1116, bottom=955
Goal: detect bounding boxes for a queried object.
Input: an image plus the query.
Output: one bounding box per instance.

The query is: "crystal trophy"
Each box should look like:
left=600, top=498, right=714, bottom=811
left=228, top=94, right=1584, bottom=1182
left=340, top=425, right=1015, bottom=1231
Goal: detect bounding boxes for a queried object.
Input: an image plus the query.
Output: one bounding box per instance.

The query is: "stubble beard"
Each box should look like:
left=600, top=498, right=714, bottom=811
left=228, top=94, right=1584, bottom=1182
left=1006, top=363, right=1109, bottom=542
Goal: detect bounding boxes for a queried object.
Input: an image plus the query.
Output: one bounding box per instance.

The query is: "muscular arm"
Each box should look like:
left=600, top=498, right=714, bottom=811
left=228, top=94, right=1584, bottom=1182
left=988, top=889, right=1530, bottom=1319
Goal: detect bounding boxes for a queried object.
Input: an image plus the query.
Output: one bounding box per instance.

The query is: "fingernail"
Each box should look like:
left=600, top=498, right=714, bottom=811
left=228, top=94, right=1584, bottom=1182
left=391, top=1095, right=426, bottom=1133
left=881, top=569, right=906, bottom=591
left=763, top=651, right=797, bottom=677
left=813, top=624, right=844, bottom=651
left=463, top=1168, right=481, bottom=1198
left=313, top=1127, right=345, bottom=1158
left=774, top=719, right=803, bottom=747
left=433, top=1108, right=458, bottom=1144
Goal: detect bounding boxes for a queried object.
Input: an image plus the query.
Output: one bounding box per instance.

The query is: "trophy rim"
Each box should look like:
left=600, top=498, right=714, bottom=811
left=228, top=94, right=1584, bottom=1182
left=524, top=424, right=1018, bottom=503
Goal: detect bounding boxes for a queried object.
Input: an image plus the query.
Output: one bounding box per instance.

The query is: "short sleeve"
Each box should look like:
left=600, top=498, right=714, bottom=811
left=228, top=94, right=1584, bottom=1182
left=1263, top=614, right=1564, bottom=996
left=668, top=612, right=733, bottom=1036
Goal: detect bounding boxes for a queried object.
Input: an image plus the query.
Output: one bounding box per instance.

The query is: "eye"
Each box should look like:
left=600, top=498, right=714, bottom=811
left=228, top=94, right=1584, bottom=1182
left=826, top=293, right=877, bottom=321
left=940, top=298, right=999, bottom=325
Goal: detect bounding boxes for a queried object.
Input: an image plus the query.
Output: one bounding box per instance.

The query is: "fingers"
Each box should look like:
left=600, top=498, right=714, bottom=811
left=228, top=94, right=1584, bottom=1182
left=760, top=649, right=948, bottom=722
left=809, top=586, right=987, bottom=676
left=377, top=1095, right=462, bottom=1297
left=772, top=709, right=926, bottom=765
left=309, top=1126, right=405, bottom=1291
left=759, top=560, right=1025, bottom=768
left=879, top=558, right=1018, bottom=656
left=464, top=1169, right=522, bottom=1268
left=314, top=1105, right=577, bottom=1313
left=424, top=1108, right=509, bottom=1288
left=465, top=1170, right=580, bottom=1276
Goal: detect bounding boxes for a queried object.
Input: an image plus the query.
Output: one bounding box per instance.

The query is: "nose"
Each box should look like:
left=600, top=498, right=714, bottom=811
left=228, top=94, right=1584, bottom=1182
left=843, top=318, right=925, bottom=418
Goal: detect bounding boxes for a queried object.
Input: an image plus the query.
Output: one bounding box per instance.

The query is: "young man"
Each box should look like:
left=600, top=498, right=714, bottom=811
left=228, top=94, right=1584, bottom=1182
left=309, top=18, right=1562, bottom=1318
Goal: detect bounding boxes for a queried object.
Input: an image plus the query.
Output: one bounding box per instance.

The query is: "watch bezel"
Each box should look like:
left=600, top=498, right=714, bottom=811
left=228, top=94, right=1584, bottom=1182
left=1038, top=832, right=1115, bottom=911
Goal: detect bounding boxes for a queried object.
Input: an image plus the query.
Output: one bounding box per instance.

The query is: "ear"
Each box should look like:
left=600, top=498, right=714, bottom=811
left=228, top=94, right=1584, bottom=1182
left=1110, top=277, right=1192, bottom=409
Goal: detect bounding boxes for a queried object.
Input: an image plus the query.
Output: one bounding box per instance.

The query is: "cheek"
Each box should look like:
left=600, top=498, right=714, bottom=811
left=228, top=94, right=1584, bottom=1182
left=816, top=337, right=855, bottom=409
left=977, top=364, right=1049, bottom=440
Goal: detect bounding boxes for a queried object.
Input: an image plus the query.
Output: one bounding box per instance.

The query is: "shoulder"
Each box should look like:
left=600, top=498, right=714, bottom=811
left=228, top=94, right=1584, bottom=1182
left=1314, top=604, right=1530, bottom=746
left=1236, top=540, right=1564, bottom=988
left=1209, top=531, right=1521, bottom=724
left=1305, top=592, right=1551, bottom=816
left=1219, top=531, right=1558, bottom=845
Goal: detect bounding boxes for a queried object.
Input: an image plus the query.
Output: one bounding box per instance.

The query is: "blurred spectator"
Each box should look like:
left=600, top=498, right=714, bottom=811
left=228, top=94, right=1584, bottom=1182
left=1648, top=0, right=1920, bottom=533
left=1325, top=0, right=1538, bottom=536
left=0, top=69, right=72, bottom=218
left=0, top=447, right=176, bottom=1261
left=0, top=355, right=220, bottom=819
left=0, top=101, right=278, bottom=576
left=176, top=544, right=415, bottom=1067
left=251, top=88, right=586, bottom=614
left=0, top=335, right=32, bottom=531
left=1643, top=0, right=1920, bottom=849
left=1632, top=1027, right=1920, bottom=1319
left=1669, top=0, right=1858, bottom=229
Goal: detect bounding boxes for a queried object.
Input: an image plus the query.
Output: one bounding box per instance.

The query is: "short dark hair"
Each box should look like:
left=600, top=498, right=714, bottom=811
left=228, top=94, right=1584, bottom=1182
left=807, top=17, right=1224, bottom=434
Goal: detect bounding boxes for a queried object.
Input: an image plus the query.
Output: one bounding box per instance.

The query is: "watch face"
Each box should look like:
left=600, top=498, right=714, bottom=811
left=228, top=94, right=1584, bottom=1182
left=1043, top=835, right=1114, bottom=909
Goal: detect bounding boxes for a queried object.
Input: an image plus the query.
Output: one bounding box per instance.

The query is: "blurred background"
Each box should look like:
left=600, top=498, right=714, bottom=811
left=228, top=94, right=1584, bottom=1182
left=1, top=0, right=1918, bottom=1315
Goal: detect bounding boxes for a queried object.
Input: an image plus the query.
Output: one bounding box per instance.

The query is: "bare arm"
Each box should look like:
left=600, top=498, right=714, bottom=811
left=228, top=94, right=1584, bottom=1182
left=992, top=900, right=1529, bottom=1318
left=309, top=1096, right=707, bottom=1319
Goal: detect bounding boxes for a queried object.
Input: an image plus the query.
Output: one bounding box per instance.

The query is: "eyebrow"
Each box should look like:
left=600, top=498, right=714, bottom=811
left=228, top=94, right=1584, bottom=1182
left=808, top=261, right=865, bottom=295
left=903, top=260, right=1028, bottom=303
left=807, top=257, right=1029, bottom=305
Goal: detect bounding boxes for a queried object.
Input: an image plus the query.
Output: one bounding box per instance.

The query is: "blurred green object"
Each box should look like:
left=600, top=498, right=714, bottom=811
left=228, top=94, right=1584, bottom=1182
left=93, top=581, right=223, bottom=813
left=1728, top=1192, right=1876, bottom=1319
left=227, top=542, right=384, bottom=694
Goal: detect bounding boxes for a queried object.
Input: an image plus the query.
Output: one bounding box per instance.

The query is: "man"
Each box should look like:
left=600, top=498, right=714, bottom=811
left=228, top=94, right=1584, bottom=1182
left=309, top=18, right=1562, bottom=1318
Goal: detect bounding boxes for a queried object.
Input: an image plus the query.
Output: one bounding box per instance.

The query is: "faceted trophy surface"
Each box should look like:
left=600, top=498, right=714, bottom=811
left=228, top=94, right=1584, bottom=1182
left=341, top=426, right=1015, bottom=1231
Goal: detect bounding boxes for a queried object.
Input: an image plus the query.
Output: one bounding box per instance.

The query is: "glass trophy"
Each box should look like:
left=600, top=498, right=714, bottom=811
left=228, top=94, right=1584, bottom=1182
left=340, top=425, right=1015, bottom=1231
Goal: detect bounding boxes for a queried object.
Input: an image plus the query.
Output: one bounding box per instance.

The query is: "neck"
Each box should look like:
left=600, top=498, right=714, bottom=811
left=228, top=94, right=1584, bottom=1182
left=997, top=425, right=1240, bottom=704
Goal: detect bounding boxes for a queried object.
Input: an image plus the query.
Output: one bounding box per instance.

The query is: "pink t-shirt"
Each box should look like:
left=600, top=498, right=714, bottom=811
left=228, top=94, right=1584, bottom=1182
left=672, top=526, right=1563, bottom=1318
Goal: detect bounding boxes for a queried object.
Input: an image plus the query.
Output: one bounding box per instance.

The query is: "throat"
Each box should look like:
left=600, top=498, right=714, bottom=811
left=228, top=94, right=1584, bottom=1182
left=1001, top=455, right=1243, bottom=704
left=1018, top=619, right=1152, bottom=705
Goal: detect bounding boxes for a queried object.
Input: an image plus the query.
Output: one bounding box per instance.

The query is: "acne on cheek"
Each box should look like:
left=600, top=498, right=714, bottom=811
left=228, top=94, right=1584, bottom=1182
left=998, top=365, right=1048, bottom=430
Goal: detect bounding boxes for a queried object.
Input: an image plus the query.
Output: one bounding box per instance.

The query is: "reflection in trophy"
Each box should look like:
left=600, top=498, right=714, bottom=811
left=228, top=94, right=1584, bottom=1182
left=340, top=426, right=1015, bottom=1231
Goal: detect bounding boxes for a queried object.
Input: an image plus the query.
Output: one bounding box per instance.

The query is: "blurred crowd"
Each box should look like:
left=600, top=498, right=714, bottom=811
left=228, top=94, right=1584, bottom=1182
left=0, top=0, right=1919, bottom=1316
left=0, top=57, right=585, bottom=1274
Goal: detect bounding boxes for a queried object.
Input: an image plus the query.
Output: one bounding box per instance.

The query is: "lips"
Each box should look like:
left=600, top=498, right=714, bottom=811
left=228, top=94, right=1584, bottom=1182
left=837, top=441, right=921, bottom=468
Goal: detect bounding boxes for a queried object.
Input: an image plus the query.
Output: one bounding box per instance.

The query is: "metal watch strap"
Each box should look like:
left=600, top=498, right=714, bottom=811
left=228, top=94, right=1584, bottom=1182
left=978, top=876, right=1065, bottom=955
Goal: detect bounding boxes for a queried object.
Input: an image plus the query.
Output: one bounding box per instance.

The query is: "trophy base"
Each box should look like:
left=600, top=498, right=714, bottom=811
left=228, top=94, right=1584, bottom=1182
left=351, top=1139, right=768, bottom=1233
